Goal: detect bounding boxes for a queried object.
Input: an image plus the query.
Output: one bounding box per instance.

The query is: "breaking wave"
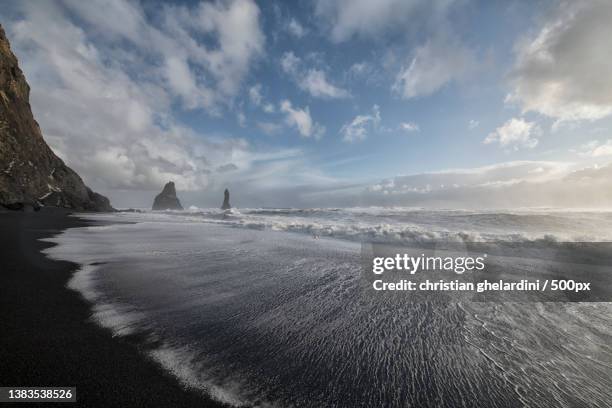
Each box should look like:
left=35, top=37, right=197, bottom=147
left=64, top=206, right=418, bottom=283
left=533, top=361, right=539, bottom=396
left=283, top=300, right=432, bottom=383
left=119, top=206, right=612, bottom=244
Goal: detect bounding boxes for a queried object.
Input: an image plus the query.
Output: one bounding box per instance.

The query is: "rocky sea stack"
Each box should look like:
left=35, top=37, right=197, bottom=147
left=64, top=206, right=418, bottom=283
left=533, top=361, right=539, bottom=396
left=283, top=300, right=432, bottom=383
left=0, top=25, right=113, bottom=212
left=221, top=188, right=231, bottom=210
left=152, top=181, right=183, bottom=210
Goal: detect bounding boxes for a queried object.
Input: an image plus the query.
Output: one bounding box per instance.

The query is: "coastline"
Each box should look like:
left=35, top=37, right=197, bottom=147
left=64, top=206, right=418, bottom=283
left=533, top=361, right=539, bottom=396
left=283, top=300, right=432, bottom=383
left=0, top=211, right=228, bottom=407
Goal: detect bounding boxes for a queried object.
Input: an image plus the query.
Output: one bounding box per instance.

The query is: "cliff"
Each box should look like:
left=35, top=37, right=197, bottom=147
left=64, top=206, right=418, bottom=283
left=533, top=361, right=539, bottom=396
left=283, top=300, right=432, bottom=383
left=152, top=182, right=183, bottom=210
left=0, top=24, right=113, bottom=211
left=221, top=188, right=231, bottom=210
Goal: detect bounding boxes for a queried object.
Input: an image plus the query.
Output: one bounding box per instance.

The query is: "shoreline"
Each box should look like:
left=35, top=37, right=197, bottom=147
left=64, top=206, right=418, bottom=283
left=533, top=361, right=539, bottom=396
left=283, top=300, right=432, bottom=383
left=0, top=211, right=228, bottom=407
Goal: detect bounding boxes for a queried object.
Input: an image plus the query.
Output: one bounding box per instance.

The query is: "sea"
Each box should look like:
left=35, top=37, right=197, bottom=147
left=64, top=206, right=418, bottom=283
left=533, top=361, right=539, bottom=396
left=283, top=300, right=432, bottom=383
left=43, top=207, right=612, bottom=407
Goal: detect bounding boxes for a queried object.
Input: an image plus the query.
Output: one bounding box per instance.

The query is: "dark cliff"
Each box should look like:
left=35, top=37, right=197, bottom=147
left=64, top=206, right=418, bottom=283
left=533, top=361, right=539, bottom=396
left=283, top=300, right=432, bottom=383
left=152, top=181, right=183, bottom=210
left=221, top=188, right=231, bottom=210
left=0, top=24, right=113, bottom=211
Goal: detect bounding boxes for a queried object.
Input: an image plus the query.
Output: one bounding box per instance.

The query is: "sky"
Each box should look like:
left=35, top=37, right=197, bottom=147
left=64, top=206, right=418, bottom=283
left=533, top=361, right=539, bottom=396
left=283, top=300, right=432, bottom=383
left=2, top=0, right=612, bottom=209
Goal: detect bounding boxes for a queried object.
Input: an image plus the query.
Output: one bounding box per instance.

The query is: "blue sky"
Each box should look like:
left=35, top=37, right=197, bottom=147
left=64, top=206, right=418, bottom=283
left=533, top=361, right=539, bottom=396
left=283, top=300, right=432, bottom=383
left=2, top=0, right=612, bottom=208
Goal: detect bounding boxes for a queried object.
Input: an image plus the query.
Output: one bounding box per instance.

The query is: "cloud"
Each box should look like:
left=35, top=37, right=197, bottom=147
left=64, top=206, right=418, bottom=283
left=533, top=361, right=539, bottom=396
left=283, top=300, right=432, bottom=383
left=576, top=140, right=612, bottom=158
left=280, top=51, right=350, bottom=99
left=399, top=122, right=419, bottom=132
left=355, top=160, right=612, bottom=209
left=348, top=62, right=371, bottom=77
left=248, top=84, right=263, bottom=106
left=57, top=0, right=264, bottom=111
left=468, top=119, right=479, bottom=129
left=0, top=0, right=296, bottom=200
left=280, top=51, right=301, bottom=74
left=484, top=118, right=540, bottom=150
left=248, top=83, right=274, bottom=113
left=393, top=34, right=474, bottom=99
left=171, top=0, right=265, bottom=100
left=284, top=159, right=612, bottom=209
left=314, top=0, right=454, bottom=43
left=300, top=69, right=351, bottom=99
left=508, top=1, right=612, bottom=122
left=287, top=18, right=307, bottom=38
left=346, top=62, right=373, bottom=82
left=314, top=4, right=475, bottom=103
left=163, top=56, right=200, bottom=107
left=590, top=142, right=612, bottom=158
left=340, top=105, right=381, bottom=142
left=344, top=61, right=385, bottom=87
left=280, top=100, right=325, bottom=138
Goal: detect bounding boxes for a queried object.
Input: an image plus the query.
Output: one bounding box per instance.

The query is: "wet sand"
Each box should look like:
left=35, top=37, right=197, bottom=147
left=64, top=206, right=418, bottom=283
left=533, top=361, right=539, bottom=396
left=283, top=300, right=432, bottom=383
left=0, top=211, right=227, bottom=407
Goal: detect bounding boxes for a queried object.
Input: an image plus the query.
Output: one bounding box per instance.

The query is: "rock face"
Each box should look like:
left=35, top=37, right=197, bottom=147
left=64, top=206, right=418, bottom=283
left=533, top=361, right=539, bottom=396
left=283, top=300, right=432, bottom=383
left=0, top=25, right=113, bottom=211
left=152, top=181, right=183, bottom=210
left=221, top=188, right=231, bottom=210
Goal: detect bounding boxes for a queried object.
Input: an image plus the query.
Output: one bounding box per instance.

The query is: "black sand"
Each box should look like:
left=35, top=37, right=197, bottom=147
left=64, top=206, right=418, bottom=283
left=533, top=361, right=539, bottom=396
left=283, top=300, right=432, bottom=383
left=0, top=211, right=227, bottom=407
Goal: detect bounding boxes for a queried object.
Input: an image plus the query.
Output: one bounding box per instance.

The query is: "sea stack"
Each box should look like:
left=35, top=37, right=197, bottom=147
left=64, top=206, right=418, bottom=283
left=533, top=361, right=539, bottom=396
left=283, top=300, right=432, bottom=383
left=0, top=24, right=113, bottom=211
left=152, top=181, right=183, bottom=210
left=221, top=188, right=231, bottom=210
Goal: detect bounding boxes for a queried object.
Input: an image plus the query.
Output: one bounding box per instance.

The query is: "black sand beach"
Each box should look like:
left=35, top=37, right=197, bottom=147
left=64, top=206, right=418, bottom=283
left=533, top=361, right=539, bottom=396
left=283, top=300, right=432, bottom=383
left=0, top=211, right=227, bottom=407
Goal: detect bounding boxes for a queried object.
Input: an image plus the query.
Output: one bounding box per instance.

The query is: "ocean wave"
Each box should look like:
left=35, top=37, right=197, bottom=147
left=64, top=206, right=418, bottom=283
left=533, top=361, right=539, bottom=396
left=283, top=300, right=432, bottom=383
left=110, top=207, right=612, bottom=244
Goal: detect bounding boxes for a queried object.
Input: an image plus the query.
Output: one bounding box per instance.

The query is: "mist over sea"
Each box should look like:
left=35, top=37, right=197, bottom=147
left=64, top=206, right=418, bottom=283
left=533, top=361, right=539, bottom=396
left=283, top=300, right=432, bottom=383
left=44, top=208, right=612, bottom=407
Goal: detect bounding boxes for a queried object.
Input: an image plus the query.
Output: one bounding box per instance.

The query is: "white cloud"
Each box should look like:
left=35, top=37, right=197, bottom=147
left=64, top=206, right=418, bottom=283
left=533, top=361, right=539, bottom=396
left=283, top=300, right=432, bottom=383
left=508, top=1, right=612, bottom=122
left=576, top=140, right=612, bottom=158
left=248, top=83, right=275, bottom=113
left=393, top=35, right=473, bottom=99
left=340, top=105, right=381, bottom=143
left=469, top=119, right=479, bottom=129
left=280, top=51, right=350, bottom=99
left=162, top=56, right=215, bottom=110
left=185, top=0, right=264, bottom=98
left=484, top=118, right=540, bottom=150
left=248, top=84, right=263, bottom=106
left=280, top=100, right=325, bottom=139
left=314, top=0, right=454, bottom=43
left=287, top=18, right=307, bottom=38
left=57, top=0, right=264, bottom=111
left=590, top=143, right=612, bottom=158
left=399, top=122, right=419, bottom=132
left=368, top=161, right=563, bottom=195
left=360, top=161, right=572, bottom=204
left=345, top=61, right=384, bottom=86
left=348, top=62, right=370, bottom=77
left=300, top=69, right=351, bottom=99
left=0, top=0, right=290, bottom=197
left=352, top=160, right=612, bottom=209
left=280, top=51, right=300, bottom=74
